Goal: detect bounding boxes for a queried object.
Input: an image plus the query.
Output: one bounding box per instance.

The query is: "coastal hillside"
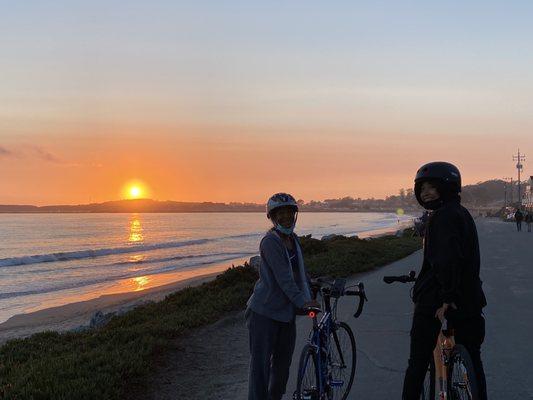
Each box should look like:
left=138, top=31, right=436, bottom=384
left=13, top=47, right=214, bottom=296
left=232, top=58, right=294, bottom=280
left=0, top=179, right=514, bottom=213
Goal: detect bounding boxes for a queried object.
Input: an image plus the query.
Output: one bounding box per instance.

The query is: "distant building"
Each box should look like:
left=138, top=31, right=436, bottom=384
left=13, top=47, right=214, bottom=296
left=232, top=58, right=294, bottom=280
left=527, top=176, right=533, bottom=210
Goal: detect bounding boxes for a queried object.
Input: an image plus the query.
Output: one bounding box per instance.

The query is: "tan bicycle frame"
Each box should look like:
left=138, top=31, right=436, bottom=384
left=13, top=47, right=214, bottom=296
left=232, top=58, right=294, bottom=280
left=432, top=330, right=455, bottom=400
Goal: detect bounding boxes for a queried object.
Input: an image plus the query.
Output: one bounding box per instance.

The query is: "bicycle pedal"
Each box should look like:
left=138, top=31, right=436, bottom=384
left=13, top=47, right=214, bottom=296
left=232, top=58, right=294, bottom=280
left=329, top=379, right=344, bottom=387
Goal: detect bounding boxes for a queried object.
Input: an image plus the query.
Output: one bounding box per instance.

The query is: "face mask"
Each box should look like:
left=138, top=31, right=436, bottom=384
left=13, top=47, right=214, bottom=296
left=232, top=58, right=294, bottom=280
left=422, top=184, right=460, bottom=210
left=422, top=198, right=444, bottom=211
left=274, top=223, right=295, bottom=235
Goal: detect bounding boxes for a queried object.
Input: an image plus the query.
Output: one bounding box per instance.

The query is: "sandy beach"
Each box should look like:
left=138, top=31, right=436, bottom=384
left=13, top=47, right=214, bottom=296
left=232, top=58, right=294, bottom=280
left=0, top=260, right=243, bottom=344
left=0, top=221, right=412, bottom=346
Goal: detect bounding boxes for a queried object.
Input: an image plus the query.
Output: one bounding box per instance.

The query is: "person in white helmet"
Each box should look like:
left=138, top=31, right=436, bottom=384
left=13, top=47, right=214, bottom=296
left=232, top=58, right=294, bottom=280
left=245, top=193, right=320, bottom=400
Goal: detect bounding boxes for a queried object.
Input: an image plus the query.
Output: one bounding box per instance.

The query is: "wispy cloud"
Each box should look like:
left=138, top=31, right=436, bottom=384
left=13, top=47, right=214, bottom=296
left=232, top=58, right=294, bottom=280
left=0, top=146, right=14, bottom=158
left=28, top=146, right=62, bottom=164
left=0, top=145, right=103, bottom=168
left=62, top=162, right=104, bottom=168
left=0, top=145, right=62, bottom=163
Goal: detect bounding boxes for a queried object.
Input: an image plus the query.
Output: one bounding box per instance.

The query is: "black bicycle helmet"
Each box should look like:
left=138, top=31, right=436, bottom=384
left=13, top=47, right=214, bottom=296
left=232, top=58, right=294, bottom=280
left=414, top=162, right=461, bottom=209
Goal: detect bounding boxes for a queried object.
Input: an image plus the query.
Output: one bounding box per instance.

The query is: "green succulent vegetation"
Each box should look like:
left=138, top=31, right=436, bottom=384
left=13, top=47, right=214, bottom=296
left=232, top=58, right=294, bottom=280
left=0, top=230, right=421, bottom=400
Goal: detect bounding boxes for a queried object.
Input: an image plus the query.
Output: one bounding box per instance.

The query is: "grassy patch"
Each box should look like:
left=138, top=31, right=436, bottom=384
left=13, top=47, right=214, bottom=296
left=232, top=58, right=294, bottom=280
left=300, top=229, right=422, bottom=277
left=0, top=231, right=421, bottom=399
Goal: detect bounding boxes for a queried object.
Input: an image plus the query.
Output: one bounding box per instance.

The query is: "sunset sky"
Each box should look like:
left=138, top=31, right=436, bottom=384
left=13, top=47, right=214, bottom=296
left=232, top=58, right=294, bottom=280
left=2, top=1, right=533, bottom=205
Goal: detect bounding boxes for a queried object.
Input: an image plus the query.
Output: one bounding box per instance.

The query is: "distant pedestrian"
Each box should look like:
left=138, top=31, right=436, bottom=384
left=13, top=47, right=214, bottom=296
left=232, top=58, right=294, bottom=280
left=414, top=211, right=430, bottom=237
left=525, top=211, right=532, bottom=233
left=515, top=209, right=524, bottom=232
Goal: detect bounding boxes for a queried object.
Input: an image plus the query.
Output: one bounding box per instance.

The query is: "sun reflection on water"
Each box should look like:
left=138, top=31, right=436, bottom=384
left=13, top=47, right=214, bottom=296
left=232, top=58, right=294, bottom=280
left=128, top=214, right=144, bottom=243
left=132, top=276, right=150, bottom=291
left=128, top=254, right=145, bottom=263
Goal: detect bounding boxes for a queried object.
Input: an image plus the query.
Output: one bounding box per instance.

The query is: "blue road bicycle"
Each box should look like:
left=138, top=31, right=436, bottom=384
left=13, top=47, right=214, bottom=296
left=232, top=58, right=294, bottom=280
left=293, top=277, right=367, bottom=400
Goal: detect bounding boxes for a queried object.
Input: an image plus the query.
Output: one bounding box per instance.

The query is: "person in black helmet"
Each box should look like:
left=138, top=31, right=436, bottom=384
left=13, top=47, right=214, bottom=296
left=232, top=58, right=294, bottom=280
left=245, top=193, right=320, bottom=400
left=402, top=162, right=488, bottom=400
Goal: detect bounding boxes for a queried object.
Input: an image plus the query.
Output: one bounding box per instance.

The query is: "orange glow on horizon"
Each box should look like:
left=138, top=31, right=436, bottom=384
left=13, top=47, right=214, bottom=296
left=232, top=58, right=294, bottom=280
left=2, top=129, right=530, bottom=206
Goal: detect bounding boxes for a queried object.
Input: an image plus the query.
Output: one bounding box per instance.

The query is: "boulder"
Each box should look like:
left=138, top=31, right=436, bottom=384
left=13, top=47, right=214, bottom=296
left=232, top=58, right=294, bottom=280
left=321, top=234, right=340, bottom=241
left=89, top=310, right=115, bottom=329
left=249, top=255, right=261, bottom=271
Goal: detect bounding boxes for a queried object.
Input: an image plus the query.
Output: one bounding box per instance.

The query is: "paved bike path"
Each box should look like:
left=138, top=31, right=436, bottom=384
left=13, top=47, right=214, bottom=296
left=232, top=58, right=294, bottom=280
left=144, top=218, right=532, bottom=399
left=287, top=242, right=421, bottom=398
left=287, top=217, right=533, bottom=399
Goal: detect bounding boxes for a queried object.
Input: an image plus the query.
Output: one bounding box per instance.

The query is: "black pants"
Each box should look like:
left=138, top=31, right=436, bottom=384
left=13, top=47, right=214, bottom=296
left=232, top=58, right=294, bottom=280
left=527, top=222, right=531, bottom=232
left=402, top=312, right=487, bottom=400
left=516, top=221, right=522, bottom=231
left=246, top=309, right=296, bottom=400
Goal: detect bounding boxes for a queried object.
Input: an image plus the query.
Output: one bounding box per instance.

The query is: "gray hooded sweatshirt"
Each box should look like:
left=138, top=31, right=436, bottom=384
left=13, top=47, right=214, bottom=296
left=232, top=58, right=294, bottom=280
left=246, top=230, right=312, bottom=323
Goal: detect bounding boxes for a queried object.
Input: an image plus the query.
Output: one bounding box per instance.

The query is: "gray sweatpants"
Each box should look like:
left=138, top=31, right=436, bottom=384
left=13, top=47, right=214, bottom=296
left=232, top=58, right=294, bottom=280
left=246, top=309, right=296, bottom=400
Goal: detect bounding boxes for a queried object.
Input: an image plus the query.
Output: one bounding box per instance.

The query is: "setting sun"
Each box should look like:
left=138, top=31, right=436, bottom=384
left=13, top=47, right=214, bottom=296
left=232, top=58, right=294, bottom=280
left=129, top=186, right=142, bottom=198
left=122, top=181, right=149, bottom=200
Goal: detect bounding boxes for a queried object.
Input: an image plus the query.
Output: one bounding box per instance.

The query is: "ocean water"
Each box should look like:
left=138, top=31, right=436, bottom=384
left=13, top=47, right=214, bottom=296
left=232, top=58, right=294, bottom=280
left=0, top=212, right=412, bottom=322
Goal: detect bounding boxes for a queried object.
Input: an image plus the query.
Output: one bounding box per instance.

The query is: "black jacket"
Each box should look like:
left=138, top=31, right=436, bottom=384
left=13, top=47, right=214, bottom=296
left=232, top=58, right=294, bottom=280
left=412, top=198, right=487, bottom=318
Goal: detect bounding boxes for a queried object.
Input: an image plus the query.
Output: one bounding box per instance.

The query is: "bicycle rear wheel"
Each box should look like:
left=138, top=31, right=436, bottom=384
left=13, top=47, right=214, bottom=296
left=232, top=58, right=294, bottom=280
left=295, top=344, right=320, bottom=400
left=447, top=344, right=479, bottom=400
left=328, top=322, right=356, bottom=400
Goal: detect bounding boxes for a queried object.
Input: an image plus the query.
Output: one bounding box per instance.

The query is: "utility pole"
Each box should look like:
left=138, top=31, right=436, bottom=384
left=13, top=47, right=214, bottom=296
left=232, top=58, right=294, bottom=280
left=502, top=177, right=512, bottom=207
left=510, top=177, right=514, bottom=205
left=513, top=149, right=526, bottom=208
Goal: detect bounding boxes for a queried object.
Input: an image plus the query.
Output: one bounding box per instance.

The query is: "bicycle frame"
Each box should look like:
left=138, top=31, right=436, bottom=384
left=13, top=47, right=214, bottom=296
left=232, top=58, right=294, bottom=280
left=433, top=321, right=456, bottom=400
left=302, top=289, right=344, bottom=397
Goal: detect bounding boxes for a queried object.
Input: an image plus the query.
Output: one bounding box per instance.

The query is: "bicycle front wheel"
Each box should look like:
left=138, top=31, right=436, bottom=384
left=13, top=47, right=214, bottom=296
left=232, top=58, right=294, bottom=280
left=295, top=344, right=320, bottom=400
left=420, top=357, right=435, bottom=400
left=328, top=322, right=356, bottom=400
left=448, top=344, right=479, bottom=400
